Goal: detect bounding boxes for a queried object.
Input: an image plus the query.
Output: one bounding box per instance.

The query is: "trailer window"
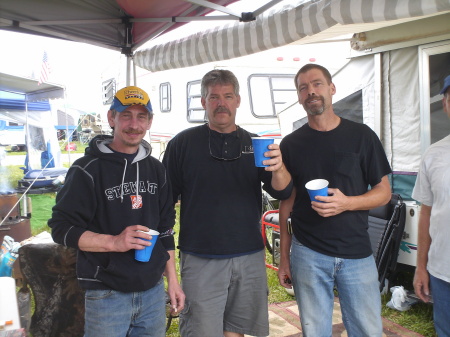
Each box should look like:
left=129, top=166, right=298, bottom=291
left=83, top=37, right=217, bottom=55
left=102, top=78, right=116, bottom=105
left=248, top=74, right=296, bottom=118
left=159, top=82, right=171, bottom=112
left=419, top=43, right=450, bottom=154
left=429, top=52, right=450, bottom=144
left=187, top=80, right=206, bottom=122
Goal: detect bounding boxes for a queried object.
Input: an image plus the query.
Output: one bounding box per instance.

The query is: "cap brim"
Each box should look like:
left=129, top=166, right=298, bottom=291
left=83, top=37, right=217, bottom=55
left=440, top=85, right=450, bottom=95
left=109, top=97, right=152, bottom=112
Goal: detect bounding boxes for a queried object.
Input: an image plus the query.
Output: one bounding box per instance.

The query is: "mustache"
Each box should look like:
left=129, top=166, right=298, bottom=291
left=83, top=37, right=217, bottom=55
left=124, top=128, right=143, bottom=134
left=214, top=107, right=231, bottom=115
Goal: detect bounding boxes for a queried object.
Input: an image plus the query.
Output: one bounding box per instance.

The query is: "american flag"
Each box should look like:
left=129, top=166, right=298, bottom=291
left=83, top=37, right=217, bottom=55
left=38, top=51, right=51, bottom=85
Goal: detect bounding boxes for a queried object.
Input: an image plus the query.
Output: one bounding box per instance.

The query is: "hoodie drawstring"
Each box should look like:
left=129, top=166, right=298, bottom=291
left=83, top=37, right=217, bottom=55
left=120, top=159, right=140, bottom=203
left=120, top=159, right=128, bottom=203
left=136, top=162, right=139, bottom=198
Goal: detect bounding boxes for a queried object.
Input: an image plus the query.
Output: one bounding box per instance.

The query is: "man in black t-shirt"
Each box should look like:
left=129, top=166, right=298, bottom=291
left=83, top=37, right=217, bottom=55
left=163, top=70, right=292, bottom=337
left=278, top=64, right=392, bottom=337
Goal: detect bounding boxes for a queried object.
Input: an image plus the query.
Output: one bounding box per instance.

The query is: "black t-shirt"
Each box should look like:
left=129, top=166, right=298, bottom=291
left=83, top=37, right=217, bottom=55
left=163, top=124, right=293, bottom=256
left=106, top=145, right=138, bottom=162
left=280, top=118, right=392, bottom=259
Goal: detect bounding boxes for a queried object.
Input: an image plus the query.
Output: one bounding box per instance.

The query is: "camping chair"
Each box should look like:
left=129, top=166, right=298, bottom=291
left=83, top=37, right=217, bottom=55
left=368, top=193, right=406, bottom=292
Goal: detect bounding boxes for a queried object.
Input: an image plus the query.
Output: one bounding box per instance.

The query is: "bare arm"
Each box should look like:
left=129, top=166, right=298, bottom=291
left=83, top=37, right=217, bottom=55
left=165, top=250, right=185, bottom=314
left=263, top=143, right=292, bottom=191
left=413, top=204, right=432, bottom=302
left=277, top=188, right=296, bottom=289
left=312, top=175, right=391, bottom=217
left=78, top=225, right=153, bottom=252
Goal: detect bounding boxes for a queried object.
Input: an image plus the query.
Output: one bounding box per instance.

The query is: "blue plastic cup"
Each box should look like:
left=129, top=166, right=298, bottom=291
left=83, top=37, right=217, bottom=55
left=251, top=137, right=274, bottom=167
left=305, top=179, right=329, bottom=202
left=135, top=229, right=159, bottom=262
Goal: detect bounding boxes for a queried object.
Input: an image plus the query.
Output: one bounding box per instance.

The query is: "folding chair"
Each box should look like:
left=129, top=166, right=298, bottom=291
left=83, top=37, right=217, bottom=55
left=261, top=210, right=280, bottom=270
left=368, top=193, right=407, bottom=292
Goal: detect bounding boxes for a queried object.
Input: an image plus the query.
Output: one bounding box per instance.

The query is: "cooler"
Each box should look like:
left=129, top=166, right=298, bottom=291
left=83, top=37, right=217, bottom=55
left=397, top=201, right=420, bottom=268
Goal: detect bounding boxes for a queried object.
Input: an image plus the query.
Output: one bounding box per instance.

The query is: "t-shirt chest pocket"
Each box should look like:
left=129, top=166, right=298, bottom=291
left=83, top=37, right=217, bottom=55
left=335, top=151, right=360, bottom=178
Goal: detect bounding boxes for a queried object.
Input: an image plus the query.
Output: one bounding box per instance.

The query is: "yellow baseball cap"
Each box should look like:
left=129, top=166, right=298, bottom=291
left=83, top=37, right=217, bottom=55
left=110, top=86, right=152, bottom=112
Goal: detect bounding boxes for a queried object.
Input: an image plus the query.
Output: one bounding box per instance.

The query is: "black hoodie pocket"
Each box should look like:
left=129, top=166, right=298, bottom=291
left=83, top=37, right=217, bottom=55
left=98, top=245, right=169, bottom=292
left=77, top=242, right=169, bottom=292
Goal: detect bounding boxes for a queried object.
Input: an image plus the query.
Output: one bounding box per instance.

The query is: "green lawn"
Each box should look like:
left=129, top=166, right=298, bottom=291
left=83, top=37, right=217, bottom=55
left=28, top=194, right=57, bottom=235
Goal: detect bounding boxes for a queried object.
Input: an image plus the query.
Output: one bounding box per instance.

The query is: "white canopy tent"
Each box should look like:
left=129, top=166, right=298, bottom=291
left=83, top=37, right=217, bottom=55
left=134, top=0, right=450, bottom=72
left=0, top=73, right=64, bottom=102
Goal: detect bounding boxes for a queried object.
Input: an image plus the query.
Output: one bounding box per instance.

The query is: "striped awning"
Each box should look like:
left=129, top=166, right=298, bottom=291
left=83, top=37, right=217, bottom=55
left=134, top=0, right=450, bottom=72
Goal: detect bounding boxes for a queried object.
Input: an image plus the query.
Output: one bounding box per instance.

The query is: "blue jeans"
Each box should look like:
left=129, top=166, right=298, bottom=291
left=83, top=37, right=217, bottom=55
left=430, top=274, right=450, bottom=337
left=290, top=237, right=382, bottom=337
left=84, top=278, right=166, bottom=337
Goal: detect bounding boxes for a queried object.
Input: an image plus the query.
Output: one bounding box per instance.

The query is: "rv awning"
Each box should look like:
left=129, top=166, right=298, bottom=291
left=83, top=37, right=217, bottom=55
left=134, top=0, right=450, bottom=72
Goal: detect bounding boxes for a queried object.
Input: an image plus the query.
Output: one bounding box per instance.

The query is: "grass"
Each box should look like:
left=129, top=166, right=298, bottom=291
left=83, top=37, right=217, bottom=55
left=2, top=141, right=87, bottom=156
left=28, top=194, right=57, bottom=235
left=381, top=271, right=436, bottom=336
left=382, top=294, right=435, bottom=336
left=1, top=163, right=436, bottom=336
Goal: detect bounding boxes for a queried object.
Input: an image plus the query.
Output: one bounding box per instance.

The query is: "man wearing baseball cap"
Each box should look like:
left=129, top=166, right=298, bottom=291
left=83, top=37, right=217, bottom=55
left=49, top=86, right=185, bottom=336
left=413, top=75, right=450, bottom=337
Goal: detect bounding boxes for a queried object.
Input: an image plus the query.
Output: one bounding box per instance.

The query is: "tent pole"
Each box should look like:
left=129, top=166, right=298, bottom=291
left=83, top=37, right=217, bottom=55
left=25, top=96, right=30, bottom=171
left=126, top=56, right=132, bottom=86
left=64, top=88, right=71, bottom=166
left=132, top=61, right=137, bottom=86
left=374, top=53, right=382, bottom=139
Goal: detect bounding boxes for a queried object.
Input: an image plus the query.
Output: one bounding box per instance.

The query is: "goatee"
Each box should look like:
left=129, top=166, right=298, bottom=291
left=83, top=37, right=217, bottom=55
left=305, top=96, right=325, bottom=116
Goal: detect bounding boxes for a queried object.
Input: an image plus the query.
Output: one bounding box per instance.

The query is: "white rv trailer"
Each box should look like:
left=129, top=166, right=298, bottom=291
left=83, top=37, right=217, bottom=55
left=0, top=120, right=26, bottom=151
left=128, top=41, right=351, bottom=160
